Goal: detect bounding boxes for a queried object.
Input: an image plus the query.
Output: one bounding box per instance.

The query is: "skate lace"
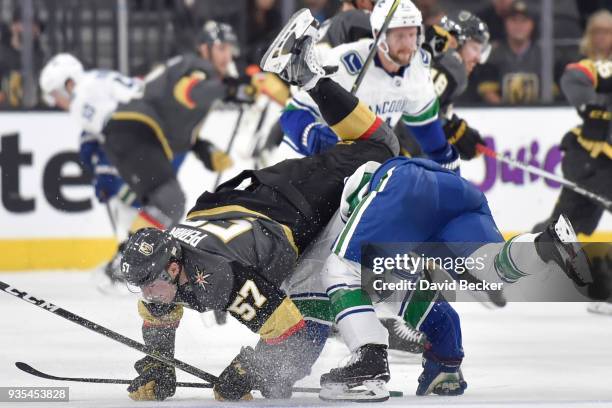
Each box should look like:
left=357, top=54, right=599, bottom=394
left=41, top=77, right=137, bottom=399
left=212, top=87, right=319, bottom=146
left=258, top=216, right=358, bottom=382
left=302, top=37, right=325, bottom=76
left=393, top=320, right=423, bottom=343
left=338, top=348, right=362, bottom=369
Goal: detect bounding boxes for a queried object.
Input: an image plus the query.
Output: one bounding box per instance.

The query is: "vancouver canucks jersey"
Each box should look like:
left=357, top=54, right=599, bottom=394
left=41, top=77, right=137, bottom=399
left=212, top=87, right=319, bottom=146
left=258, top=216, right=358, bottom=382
left=290, top=39, right=440, bottom=129
left=70, top=70, right=143, bottom=134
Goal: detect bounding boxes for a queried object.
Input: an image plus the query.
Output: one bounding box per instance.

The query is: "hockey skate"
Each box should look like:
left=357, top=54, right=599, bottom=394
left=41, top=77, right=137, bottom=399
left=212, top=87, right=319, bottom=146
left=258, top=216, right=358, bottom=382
left=534, top=214, right=593, bottom=287
left=380, top=317, right=427, bottom=357
left=260, top=8, right=337, bottom=90
left=416, top=352, right=467, bottom=396
left=319, top=344, right=390, bottom=402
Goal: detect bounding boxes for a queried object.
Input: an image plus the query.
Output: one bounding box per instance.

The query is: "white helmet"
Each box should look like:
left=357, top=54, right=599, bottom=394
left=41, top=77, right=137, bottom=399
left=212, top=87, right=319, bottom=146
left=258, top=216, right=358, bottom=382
left=370, top=0, right=424, bottom=55
left=39, top=53, right=83, bottom=106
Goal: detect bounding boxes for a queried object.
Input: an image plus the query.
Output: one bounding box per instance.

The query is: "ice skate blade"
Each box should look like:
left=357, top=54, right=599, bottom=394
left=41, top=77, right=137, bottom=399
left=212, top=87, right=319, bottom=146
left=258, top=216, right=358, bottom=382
left=319, top=380, right=390, bottom=402
left=260, top=8, right=317, bottom=74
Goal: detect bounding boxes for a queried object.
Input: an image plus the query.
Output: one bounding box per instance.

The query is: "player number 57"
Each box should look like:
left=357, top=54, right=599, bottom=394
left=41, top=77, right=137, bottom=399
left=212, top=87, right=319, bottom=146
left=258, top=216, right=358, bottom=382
left=228, top=280, right=267, bottom=321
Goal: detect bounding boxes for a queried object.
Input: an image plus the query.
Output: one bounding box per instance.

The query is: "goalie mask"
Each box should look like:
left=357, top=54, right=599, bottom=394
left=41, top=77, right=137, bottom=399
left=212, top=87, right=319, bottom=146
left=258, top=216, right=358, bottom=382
left=440, top=11, right=491, bottom=63
left=370, top=0, right=424, bottom=65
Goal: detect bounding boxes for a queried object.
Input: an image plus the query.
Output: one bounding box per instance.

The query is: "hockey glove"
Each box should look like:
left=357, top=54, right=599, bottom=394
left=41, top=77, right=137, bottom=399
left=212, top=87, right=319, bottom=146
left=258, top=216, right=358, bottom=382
left=252, top=71, right=291, bottom=105
left=280, top=109, right=339, bottom=156
left=443, top=114, right=484, bottom=160
left=128, top=356, right=176, bottom=401
left=423, top=25, right=453, bottom=57
left=79, top=136, right=125, bottom=203
left=579, top=104, right=611, bottom=142
left=192, top=139, right=234, bottom=172
left=224, top=77, right=256, bottom=104
left=94, top=173, right=124, bottom=202
left=213, top=347, right=256, bottom=401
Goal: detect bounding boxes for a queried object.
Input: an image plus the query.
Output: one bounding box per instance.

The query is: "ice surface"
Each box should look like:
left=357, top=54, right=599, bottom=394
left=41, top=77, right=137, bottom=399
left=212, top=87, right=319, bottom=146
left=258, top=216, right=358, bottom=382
left=1, top=271, right=611, bottom=408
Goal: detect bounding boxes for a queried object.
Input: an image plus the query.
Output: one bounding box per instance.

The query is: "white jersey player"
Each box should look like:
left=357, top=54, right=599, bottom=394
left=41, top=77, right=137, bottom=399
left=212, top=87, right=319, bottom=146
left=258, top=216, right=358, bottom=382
left=39, top=55, right=147, bottom=290
left=40, top=54, right=144, bottom=135
left=280, top=0, right=460, bottom=171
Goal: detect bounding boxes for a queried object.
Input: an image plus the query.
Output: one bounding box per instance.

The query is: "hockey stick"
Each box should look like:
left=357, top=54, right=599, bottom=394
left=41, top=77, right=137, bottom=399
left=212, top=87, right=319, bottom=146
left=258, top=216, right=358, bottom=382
left=350, top=0, right=401, bottom=94
left=14, top=362, right=403, bottom=397
left=213, top=106, right=245, bottom=190
left=476, top=144, right=612, bottom=212
left=104, top=201, right=118, bottom=236
left=15, top=361, right=404, bottom=397
left=2, top=281, right=404, bottom=397
left=0, top=280, right=215, bottom=384
left=15, top=362, right=210, bottom=388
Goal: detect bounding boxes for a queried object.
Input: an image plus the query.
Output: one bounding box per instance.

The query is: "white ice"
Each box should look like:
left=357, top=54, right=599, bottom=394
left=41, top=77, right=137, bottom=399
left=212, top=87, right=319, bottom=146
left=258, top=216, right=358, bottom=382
left=1, top=271, right=611, bottom=408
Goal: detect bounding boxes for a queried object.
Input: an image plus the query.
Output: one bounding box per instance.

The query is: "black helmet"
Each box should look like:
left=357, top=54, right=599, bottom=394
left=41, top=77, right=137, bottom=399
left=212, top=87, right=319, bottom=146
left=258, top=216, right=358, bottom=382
left=121, top=228, right=182, bottom=286
left=440, top=11, right=491, bottom=62
left=441, top=11, right=489, bottom=46
left=197, top=20, right=238, bottom=48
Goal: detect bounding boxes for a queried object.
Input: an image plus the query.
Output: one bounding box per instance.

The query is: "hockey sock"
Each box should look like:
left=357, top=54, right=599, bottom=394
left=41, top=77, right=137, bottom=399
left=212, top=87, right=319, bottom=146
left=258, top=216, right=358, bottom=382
left=129, top=209, right=168, bottom=232
left=494, top=233, right=552, bottom=283
left=417, top=300, right=463, bottom=363
left=329, top=287, right=388, bottom=352
left=307, top=78, right=382, bottom=142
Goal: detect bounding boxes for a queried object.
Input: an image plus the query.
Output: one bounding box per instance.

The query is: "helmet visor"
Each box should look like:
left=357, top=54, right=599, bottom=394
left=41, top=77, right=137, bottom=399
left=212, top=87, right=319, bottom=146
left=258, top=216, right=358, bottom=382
left=128, top=263, right=179, bottom=304
left=140, top=278, right=178, bottom=304
left=480, top=42, right=492, bottom=64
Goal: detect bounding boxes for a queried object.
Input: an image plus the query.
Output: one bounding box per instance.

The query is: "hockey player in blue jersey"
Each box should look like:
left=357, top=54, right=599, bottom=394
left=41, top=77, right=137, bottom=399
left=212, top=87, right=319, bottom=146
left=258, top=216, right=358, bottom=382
left=316, top=152, right=595, bottom=400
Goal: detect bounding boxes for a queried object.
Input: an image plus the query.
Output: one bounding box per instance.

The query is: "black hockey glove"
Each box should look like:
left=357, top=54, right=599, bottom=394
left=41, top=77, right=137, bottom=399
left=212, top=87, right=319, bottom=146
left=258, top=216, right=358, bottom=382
left=224, top=77, right=256, bottom=104
left=423, top=25, right=452, bottom=57
left=213, top=347, right=256, bottom=401
left=443, top=114, right=485, bottom=160
left=192, top=139, right=233, bottom=172
left=579, top=104, right=611, bottom=142
left=127, top=356, right=176, bottom=401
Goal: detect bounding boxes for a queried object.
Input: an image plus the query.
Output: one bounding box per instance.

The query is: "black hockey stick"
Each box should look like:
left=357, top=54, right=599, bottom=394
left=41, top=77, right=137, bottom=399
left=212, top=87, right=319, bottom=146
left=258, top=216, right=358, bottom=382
left=14, top=362, right=403, bottom=397
left=350, top=0, right=401, bottom=94
left=2, top=281, right=403, bottom=397
left=0, top=280, right=216, bottom=385
left=15, top=362, right=210, bottom=388
left=213, top=106, right=245, bottom=190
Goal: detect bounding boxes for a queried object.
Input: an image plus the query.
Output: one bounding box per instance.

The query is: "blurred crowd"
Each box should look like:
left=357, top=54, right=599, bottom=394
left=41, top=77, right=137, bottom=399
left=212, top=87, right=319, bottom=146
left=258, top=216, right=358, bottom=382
left=0, top=0, right=610, bottom=109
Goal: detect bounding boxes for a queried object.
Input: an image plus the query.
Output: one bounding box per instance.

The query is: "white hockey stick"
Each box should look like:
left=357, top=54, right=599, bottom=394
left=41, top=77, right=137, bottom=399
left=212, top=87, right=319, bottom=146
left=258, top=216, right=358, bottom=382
left=477, top=144, right=612, bottom=212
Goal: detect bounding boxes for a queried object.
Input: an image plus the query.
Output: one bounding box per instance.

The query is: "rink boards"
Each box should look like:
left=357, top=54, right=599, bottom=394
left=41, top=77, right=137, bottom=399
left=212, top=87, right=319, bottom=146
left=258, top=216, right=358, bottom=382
left=0, top=106, right=610, bottom=270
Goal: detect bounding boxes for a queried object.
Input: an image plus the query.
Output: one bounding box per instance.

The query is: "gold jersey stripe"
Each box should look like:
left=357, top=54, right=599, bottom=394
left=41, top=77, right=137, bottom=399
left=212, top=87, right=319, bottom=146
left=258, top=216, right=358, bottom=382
left=111, top=112, right=174, bottom=160
left=331, top=101, right=377, bottom=141
left=187, top=205, right=298, bottom=254
left=570, top=127, right=612, bottom=159
left=257, top=297, right=304, bottom=342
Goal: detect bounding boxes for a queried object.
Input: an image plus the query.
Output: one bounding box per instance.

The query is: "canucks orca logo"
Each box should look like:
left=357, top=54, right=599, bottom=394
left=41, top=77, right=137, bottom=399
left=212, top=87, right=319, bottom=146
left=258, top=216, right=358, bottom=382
left=341, top=51, right=363, bottom=75
left=419, top=49, right=431, bottom=66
